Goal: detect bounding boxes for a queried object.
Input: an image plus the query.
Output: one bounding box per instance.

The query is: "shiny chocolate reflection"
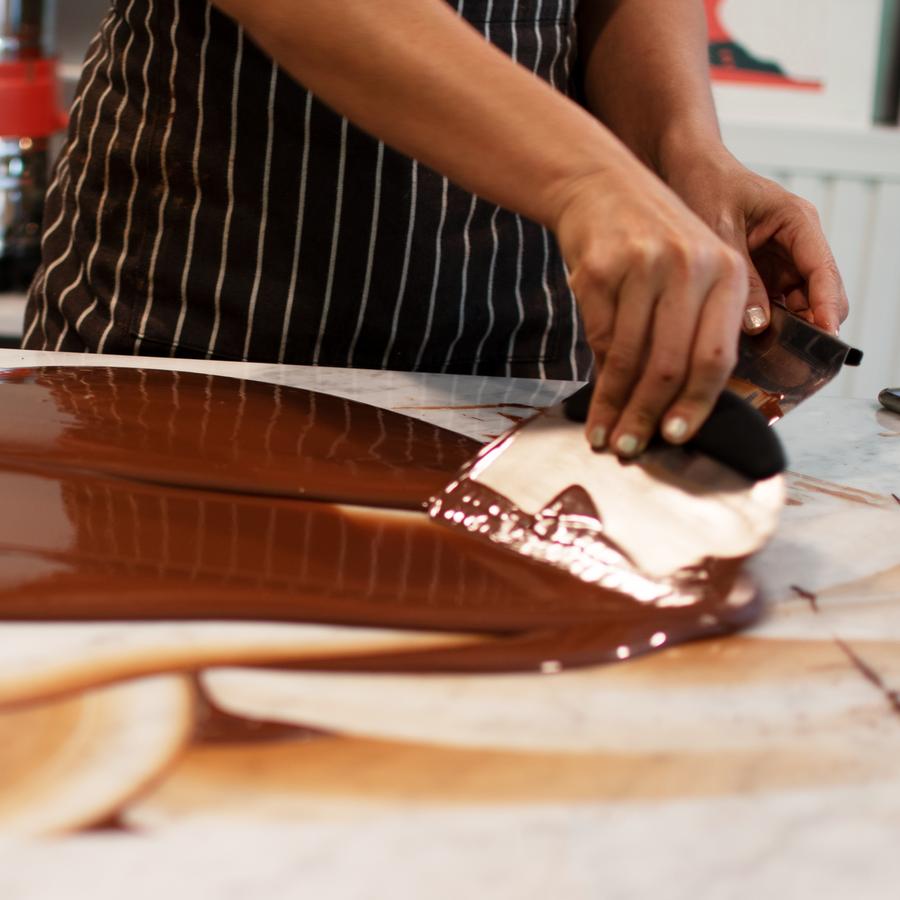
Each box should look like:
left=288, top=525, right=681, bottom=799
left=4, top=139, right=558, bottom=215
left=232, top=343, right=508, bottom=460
left=0, top=367, right=764, bottom=673
left=0, top=367, right=478, bottom=509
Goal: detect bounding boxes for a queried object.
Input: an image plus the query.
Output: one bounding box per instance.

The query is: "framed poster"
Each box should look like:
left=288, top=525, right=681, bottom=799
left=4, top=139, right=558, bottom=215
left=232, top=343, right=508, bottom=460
left=706, top=0, right=892, bottom=128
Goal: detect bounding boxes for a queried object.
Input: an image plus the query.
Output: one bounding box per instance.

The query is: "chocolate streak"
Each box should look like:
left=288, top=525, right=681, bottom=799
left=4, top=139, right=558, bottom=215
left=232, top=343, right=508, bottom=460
left=0, top=367, right=762, bottom=673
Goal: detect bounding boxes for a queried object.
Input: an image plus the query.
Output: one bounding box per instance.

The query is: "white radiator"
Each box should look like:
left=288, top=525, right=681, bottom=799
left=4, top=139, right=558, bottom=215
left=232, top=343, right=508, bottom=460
left=723, top=122, right=900, bottom=400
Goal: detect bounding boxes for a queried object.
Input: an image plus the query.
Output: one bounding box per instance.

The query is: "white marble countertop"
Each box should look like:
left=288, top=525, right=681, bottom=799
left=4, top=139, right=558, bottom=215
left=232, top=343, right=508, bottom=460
left=1, top=349, right=899, bottom=900
left=0, top=348, right=576, bottom=443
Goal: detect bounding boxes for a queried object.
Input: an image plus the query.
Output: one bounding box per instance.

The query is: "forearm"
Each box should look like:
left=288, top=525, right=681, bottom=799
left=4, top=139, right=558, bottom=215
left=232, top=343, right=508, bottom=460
left=577, top=0, right=723, bottom=178
left=213, top=0, right=640, bottom=229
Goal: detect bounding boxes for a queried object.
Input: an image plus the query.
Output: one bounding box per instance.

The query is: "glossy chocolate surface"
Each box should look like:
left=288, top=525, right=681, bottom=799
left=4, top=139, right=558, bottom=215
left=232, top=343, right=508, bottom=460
left=0, top=367, right=763, bottom=672
left=0, top=366, right=478, bottom=509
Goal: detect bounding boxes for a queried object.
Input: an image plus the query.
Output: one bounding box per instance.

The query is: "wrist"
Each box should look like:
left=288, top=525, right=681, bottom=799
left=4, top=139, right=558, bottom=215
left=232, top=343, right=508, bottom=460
left=538, top=128, right=643, bottom=233
left=652, top=117, right=730, bottom=183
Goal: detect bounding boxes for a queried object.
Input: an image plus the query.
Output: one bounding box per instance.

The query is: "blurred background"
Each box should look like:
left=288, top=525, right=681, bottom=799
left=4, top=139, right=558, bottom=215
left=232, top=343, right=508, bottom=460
left=56, top=0, right=109, bottom=106
left=2, top=0, right=899, bottom=399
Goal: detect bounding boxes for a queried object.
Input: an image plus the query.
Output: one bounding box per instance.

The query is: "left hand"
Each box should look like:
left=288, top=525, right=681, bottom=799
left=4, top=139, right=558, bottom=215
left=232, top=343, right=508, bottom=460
left=664, top=146, right=849, bottom=336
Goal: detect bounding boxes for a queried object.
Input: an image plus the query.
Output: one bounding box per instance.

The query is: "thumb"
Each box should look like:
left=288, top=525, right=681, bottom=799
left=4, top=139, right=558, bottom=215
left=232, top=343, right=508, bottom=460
left=740, top=253, right=770, bottom=335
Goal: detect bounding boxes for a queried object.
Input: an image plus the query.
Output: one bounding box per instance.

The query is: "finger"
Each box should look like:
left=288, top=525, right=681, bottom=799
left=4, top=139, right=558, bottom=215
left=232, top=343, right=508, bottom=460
left=741, top=256, right=770, bottom=335
left=579, top=291, right=617, bottom=357
left=586, top=266, right=659, bottom=452
left=752, top=252, right=804, bottom=299
left=663, top=272, right=745, bottom=442
left=808, top=264, right=846, bottom=334
left=783, top=287, right=818, bottom=325
left=567, top=260, right=619, bottom=449
left=608, top=280, right=701, bottom=455
left=783, top=286, right=809, bottom=313
left=775, top=202, right=845, bottom=334
left=722, top=225, right=770, bottom=335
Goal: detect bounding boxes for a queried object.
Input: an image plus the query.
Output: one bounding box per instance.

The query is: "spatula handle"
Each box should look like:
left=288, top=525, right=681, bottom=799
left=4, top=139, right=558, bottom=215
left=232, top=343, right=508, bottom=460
left=562, top=384, right=787, bottom=481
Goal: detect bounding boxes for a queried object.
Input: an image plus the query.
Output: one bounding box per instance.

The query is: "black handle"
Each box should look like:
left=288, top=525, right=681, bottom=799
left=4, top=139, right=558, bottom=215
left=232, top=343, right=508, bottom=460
left=563, top=383, right=787, bottom=481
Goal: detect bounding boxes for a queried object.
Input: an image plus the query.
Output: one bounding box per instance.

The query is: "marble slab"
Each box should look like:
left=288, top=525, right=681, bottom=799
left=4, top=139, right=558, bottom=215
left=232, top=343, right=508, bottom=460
left=0, top=349, right=576, bottom=442
left=1, top=349, right=899, bottom=899
left=0, top=675, right=191, bottom=837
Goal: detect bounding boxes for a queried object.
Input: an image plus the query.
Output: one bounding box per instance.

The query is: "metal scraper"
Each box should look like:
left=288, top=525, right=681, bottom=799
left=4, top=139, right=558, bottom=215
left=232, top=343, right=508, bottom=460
left=428, top=302, right=861, bottom=590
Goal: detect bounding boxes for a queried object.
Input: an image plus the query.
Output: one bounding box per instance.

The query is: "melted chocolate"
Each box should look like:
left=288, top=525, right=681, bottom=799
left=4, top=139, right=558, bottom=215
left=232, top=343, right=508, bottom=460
left=727, top=375, right=785, bottom=424
left=0, top=367, right=477, bottom=509
left=0, top=367, right=762, bottom=673
left=394, top=403, right=540, bottom=411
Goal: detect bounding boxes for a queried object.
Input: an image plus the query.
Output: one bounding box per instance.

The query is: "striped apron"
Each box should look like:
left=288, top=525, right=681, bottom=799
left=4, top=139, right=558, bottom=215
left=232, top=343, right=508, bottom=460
left=23, top=0, right=591, bottom=380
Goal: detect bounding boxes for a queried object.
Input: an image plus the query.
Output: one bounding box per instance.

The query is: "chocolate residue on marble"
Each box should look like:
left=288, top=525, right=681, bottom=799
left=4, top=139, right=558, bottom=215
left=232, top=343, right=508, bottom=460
left=0, top=367, right=764, bottom=673
left=790, top=584, right=819, bottom=612
left=82, top=813, right=138, bottom=834
left=790, top=475, right=894, bottom=509
left=393, top=403, right=541, bottom=411
left=192, top=679, right=325, bottom=745
left=498, top=412, right=529, bottom=424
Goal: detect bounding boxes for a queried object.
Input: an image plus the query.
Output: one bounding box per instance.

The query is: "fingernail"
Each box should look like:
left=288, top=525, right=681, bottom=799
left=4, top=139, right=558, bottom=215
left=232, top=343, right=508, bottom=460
left=615, top=434, right=640, bottom=457
left=589, top=426, right=607, bottom=450
left=663, top=416, right=689, bottom=443
left=744, top=306, right=768, bottom=331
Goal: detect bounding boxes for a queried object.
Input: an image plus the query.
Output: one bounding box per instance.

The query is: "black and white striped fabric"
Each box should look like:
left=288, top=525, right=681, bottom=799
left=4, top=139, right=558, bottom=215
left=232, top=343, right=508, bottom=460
left=23, top=0, right=591, bottom=379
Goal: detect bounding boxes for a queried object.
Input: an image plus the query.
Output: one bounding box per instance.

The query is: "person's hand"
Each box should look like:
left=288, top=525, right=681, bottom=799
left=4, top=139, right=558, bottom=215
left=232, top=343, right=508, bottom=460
left=552, top=163, right=749, bottom=458
left=664, top=146, right=849, bottom=336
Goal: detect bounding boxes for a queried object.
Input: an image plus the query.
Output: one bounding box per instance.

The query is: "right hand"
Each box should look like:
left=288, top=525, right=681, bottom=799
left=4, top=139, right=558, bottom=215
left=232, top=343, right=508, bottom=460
left=552, top=164, right=750, bottom=458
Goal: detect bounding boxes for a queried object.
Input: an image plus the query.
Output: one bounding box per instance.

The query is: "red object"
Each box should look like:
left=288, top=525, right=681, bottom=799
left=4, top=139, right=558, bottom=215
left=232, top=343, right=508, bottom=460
left=705, top=0, right=731, bottom=43
left=710, top=67, right=823, bottom=90
left=0, top=58, right=67, bottom=138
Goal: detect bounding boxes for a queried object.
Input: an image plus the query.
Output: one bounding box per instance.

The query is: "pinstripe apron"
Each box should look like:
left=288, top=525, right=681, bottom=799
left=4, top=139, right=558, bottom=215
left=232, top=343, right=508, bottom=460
left=23, top=0, right=591, bottom=380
